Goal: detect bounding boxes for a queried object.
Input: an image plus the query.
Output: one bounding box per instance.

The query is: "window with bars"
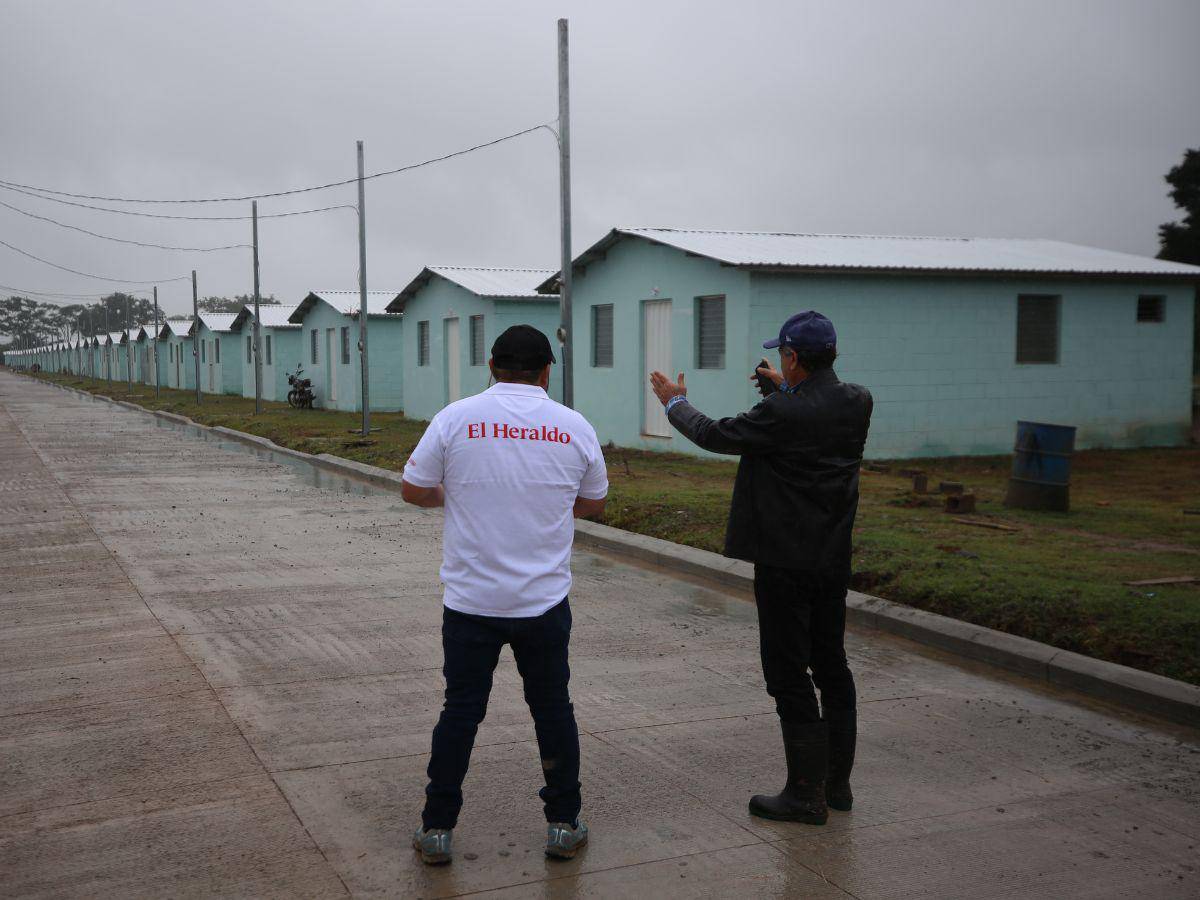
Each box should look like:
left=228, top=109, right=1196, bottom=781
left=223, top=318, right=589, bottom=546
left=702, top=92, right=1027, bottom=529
left=265, top=335, right=272, bottom=365
left=1016, top=295, right=1060, bottom=364
left=246, top=335, right=252, bottom=364
left=215, top=338, right=221, bottom=364
left=591, top=304, right=614, bottom=367
left=696, top=295, right=726, bottom=369
left=341, top=326, right=350, bottom=364
left=418, top=320, right=430, bottom=366
left=1137, top=295, right=1165, bottom=323
left=201, top=340, right=206, bottom=363
left=311, top=329, right=318, bottom=364
left=469, top=315, right=485, bottom=365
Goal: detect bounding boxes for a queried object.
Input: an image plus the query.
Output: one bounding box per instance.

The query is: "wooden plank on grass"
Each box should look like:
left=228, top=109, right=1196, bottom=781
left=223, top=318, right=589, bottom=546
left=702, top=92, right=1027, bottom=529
left=951, top=517, right=1019, bottom=532
left=1124, top=576, right=1198, bottom=587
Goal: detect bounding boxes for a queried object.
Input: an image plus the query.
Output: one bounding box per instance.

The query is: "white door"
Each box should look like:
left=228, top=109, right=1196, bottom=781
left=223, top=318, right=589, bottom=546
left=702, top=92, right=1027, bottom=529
left=642, top=299, right=673, bottom=437
left=445, top=318, right=461, bottom=404
left=326, top=329, right=337, bottom=402
left=175, top=346, right=181, bottom=386
left=207, top=342, right=215, bottom=392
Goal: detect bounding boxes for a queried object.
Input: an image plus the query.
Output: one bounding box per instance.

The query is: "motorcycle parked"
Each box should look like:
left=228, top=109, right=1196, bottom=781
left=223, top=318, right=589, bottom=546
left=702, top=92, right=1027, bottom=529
left=287, top=365, right=315, bottom=408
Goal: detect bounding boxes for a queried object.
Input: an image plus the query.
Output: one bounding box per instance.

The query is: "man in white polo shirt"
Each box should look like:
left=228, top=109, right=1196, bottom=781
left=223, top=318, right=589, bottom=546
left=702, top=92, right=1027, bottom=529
left=401, top=325, right=608, bottom=866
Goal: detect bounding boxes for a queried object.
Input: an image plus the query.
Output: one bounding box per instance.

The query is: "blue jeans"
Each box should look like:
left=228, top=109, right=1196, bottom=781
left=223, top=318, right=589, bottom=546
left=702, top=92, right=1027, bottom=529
left=422, top=598, right=580, bottom=830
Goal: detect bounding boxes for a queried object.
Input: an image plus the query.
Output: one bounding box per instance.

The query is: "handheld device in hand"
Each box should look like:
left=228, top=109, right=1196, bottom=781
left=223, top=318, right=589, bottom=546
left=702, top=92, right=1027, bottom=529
left=754, top=358, right=777, bottom=396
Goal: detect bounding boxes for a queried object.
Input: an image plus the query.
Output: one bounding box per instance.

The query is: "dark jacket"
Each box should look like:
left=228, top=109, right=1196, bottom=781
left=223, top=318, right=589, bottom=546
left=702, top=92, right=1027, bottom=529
left=666, top=368, right=872, bottom=570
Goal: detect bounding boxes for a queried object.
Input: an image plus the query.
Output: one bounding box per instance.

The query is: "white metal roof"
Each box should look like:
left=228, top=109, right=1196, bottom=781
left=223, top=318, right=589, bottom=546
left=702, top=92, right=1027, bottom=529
left=392, top=266, right=559, bottom=312
left=543, top=227, right=1200, bottom=288
left=159, top=320, right=192, bottom=339
left=230, top=303, right=301, bottom=331
left=430, top=266, right=556, bottom=298
left=288, top=291, right=402, bottom=323
left=196, top=313, right=237, bottom=333
left=105, top=331, right=122, bottom=344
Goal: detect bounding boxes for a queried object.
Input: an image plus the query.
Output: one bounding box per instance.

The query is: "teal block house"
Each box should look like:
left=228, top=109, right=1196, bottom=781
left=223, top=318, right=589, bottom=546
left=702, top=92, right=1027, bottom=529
left=542, top=227, right=1200, bottom=459
left=132, top=326, right=160, bottom=387
left=102, top=332, right=122, bottom=381
left=229, top=304, right=303, bottom=402
left=191, top=313, right=241, bottom=395
left=286, top=291, right=404, bottom=412
left=158, top=320, right=195, bottom=390
left=387, top=267, right=562, bottom=421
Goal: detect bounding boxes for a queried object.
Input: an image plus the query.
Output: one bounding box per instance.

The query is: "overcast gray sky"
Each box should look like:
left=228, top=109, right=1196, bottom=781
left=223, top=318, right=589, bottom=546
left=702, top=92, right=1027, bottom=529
left=2, top=0, right=1198, bottom=318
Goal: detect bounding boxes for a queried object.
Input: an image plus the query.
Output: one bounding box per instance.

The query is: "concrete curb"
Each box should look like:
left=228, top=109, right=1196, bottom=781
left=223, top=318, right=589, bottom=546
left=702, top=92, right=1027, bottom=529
left=19, top=373, right=1200, bottom=730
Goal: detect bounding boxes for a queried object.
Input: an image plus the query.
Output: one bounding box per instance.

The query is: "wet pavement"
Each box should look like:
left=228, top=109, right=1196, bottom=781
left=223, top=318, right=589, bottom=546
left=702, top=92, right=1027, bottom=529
left=1, top=372, right=1198, bottom=899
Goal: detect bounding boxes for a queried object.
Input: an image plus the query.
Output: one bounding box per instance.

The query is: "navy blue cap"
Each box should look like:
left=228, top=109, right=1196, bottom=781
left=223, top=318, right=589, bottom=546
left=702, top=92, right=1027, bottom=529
left=763, top=311, right=837, bottom=352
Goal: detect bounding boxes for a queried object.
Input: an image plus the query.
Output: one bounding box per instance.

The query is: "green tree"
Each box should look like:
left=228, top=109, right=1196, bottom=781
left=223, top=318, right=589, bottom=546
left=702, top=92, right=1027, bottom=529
left=198, top=293, right=279, bottom=313
left=1157, top=148, right=1200, bottom=375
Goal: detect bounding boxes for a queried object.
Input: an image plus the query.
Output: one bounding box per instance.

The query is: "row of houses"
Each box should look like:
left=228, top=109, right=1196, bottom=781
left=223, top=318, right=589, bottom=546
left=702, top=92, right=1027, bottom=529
left=5, top=228, right=1199, bottom=458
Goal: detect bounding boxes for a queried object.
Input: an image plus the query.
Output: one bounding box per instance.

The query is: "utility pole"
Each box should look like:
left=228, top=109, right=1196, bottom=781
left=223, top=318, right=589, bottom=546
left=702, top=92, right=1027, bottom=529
left=105, top=302, right=111, bottom=385
left=557, top=18, right=574, bottom=409
left=192, top=270, right=201, bottom=404
left=252, top=201, right=263, bottom=415
left=125, top=296, right=133, bottom=393
left=153, top=287, right=161, bottom=398
left=357, top=140, right=370, bottom=436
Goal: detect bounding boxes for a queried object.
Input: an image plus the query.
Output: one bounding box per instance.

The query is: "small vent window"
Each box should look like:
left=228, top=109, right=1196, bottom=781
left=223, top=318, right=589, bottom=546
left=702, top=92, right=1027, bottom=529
left=1016, top=295, right=1060, bottom=364
left=214, top=337, right=221, bottom=364
left=265, top=335, right=272, bottom=365
left=469, top=315, right=485, bottom=366
left=1137, top=295, right=1164, bottom=323
left=696, top=295, right=726, bottom=369
left=418, top=320, right=430, bottom=366
left=201, top=340, right=206, bottom=363
left=310, top=329, right=318, bottom=364
left=247, top=335, right=252, bottom=364
left=592, top=304, right=614, bottom=367
left=341, top=326, right=350, bottom=365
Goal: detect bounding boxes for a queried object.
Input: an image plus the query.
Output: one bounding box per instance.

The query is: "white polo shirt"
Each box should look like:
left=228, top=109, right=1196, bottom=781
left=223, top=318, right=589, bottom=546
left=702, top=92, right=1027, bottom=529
left=403, top=382, right=609, bottom=618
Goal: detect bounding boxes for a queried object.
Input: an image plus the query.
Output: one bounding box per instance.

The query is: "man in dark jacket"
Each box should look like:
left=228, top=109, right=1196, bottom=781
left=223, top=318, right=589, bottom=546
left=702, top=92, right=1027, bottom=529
left=649, top=310, right=872, bottom=825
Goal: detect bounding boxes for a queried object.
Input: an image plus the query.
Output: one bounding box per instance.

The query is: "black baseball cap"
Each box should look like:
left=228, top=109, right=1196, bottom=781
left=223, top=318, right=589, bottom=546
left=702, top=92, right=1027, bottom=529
left=491, top=324, right=556, bottom=369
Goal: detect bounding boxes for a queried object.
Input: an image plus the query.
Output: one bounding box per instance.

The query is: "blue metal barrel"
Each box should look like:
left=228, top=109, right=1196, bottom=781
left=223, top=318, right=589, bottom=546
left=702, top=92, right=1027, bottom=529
left=1004, top=421, right=1076, bottom=512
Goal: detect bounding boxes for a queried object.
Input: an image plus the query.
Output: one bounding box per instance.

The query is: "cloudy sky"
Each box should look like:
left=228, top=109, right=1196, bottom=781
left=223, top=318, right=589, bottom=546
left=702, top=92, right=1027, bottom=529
left=1, top=0, right=1197, bottom=317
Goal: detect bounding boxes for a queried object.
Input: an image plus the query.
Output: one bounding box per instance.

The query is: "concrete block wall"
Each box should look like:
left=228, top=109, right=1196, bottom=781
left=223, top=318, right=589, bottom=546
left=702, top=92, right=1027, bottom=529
left=751, top=273, right=1194, bottom=457
left=296, top=300, right=403, bottom=413
left=568, top=236, right=753, bottom=452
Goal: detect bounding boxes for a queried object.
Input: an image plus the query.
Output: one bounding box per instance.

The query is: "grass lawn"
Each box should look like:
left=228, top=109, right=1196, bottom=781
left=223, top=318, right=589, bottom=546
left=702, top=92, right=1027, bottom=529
left=30, top=370, right=1200, bottom=686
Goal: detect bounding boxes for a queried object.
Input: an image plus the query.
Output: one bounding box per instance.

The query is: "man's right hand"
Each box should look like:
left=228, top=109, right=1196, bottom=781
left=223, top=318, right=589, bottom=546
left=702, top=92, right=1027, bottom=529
left=751, top=361, right=784, bottom=396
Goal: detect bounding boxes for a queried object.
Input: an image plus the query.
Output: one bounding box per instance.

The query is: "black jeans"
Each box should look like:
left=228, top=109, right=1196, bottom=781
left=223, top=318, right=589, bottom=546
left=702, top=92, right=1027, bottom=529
left=422, top=598, right=580, bottom=830
left=753, top=564, right=857, bottom=729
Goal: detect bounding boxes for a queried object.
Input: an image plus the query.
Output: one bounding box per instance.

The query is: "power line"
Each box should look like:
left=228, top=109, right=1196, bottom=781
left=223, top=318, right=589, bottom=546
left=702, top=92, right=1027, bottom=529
left=0, top=122, right=552, bottom=204
left=0, top=183, right=358, bottom=220
left=0, top=238, right=190, bottom=284
left=0, top=198, right=252, bottom=251
left=0, top=283, right=151, bottom=300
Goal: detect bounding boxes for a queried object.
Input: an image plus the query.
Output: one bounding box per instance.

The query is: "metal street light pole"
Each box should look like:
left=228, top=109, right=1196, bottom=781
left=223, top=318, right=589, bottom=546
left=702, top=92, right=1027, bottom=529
left=357, top=140, right=370, bottom=436
left=153, top=286, right=161, bottom=399
left=252, top=201, right=263, bottom=415
left=557, top=18, right=574, bottom=409
left=192, top=270, right=201, bottom=404
left=125, top=296, right=133, bottom=394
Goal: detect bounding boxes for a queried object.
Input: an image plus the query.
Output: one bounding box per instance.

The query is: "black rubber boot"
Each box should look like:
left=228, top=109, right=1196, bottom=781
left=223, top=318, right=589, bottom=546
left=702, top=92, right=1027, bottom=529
left=748, top=721, right=828, bottom=824
left=825, top=721, right=856, bottom=811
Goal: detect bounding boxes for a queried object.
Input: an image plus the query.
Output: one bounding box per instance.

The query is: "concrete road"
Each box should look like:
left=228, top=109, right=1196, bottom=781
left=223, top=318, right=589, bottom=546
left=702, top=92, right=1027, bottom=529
left=1, top=372, right=1197, bottom=899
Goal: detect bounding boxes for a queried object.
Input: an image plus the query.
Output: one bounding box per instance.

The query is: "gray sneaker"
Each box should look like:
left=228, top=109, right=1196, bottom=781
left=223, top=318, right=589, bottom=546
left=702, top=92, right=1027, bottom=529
left=545, top=821, right=588, bottom=859
left=412, top=826, right=452, bottom=865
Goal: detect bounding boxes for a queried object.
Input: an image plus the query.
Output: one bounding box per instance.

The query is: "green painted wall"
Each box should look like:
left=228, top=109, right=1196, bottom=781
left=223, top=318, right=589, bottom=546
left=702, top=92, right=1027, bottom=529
left=400, top=277, right=561, bottom=422
left=294, top=300, right=404, bottom=413
left=194, top=324, right=241, bottom=395
left=568, top=235, right=1195, bottom=458
left=568, top=236, right=752, bottom=453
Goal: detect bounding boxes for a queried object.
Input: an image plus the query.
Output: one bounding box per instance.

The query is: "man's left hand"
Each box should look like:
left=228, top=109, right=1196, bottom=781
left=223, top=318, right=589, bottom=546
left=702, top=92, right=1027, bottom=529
left=650, top=371, right=686, bottom=407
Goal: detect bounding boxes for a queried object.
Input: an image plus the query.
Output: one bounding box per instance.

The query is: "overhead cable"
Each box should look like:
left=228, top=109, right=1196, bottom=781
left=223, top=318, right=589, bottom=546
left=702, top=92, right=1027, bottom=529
left=0, top=282, right=151, bottom=300
left=0, top=121, right=553, bottom=204
left=0, top=183, right=358, bottom=220
left=0, top=198, right=251, bottom=251
left=0, top=238, right=190, bottom=283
